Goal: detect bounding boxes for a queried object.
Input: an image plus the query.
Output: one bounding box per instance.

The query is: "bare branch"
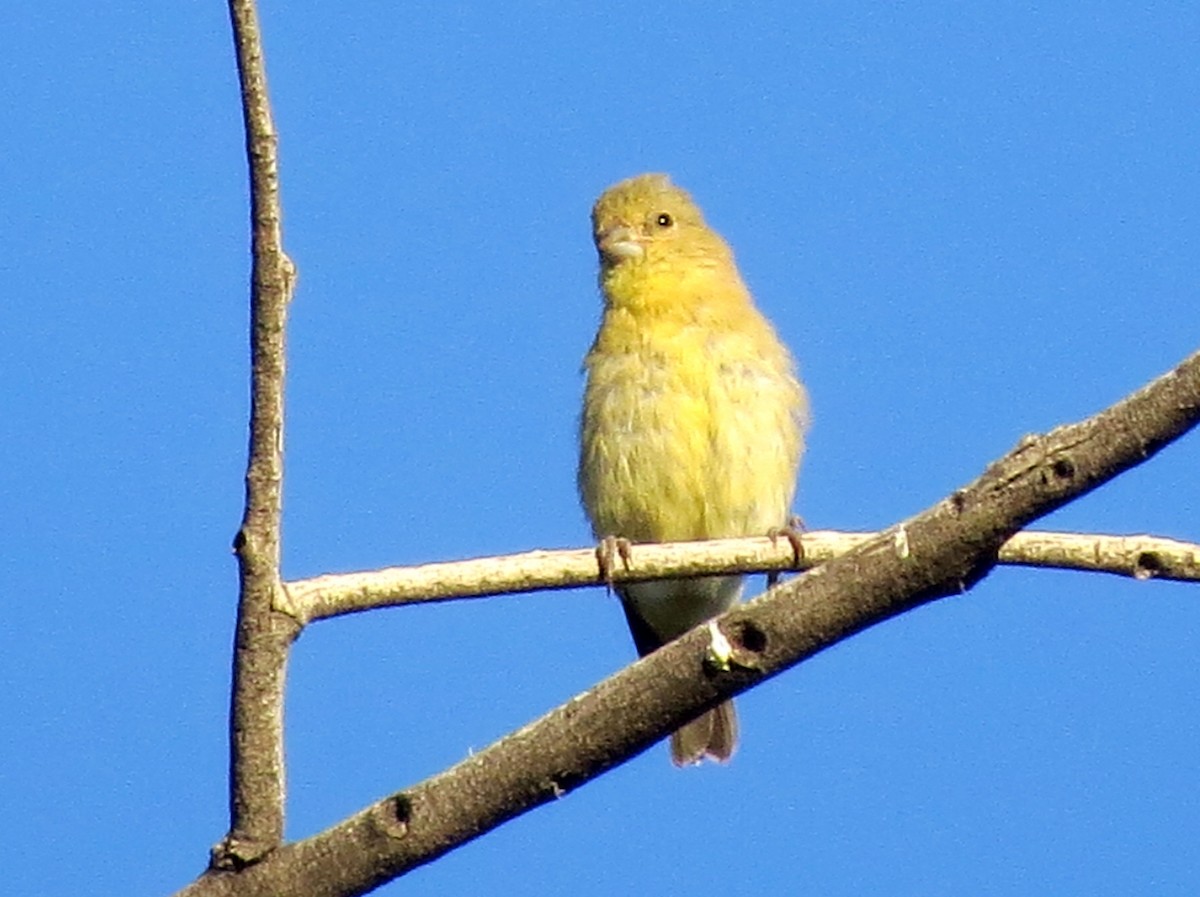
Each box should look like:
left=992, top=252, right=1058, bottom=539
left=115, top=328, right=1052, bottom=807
left=1001, top=531, right=1200, bottom=580
left=178, top=349, right=1199, bottom=896
left=215, top=0, right=299, bottom=870
left=281, top=529, right=1200, bottom=623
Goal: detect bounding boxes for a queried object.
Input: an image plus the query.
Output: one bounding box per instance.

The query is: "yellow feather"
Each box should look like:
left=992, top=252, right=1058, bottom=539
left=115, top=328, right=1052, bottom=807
left=577, top=173, right=808, bottom=765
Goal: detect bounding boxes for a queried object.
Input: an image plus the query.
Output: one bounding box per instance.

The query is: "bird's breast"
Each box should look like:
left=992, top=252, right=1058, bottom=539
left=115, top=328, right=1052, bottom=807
left=579, top=310, right=804, bottom=543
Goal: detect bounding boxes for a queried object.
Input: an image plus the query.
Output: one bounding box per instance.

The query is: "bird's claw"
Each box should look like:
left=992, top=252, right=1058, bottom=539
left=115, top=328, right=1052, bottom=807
left=595, top=535, right=633, bottom=589
left=767, top=515, right=808, bottom=587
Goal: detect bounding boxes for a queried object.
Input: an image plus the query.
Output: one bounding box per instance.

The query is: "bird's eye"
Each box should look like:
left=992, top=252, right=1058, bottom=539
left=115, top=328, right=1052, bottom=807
left=655, top=212, right=673, bottom=228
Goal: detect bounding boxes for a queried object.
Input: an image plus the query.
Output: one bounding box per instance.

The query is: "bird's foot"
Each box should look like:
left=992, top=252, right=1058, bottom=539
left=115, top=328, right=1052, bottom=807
left=766, top=515, right=807, bottom=587
left=595, top=535, right=633, bottom=590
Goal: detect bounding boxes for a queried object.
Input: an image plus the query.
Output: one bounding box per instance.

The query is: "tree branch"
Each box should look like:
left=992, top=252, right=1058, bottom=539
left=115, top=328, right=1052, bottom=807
left=215, top=0, right=299, bottom=870
left=281, top=529, right=1200, bottom=624
left=1000, top=530, right=1199, bottom=580
left=178, top=345, right=1198, bottom=896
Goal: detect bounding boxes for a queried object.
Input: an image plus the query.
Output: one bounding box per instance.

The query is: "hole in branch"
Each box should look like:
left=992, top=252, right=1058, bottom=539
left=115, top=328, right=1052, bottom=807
left=732, top=621, right=767, bottom=654
left=1133, top=552, right=1162, bottom=580
left=1051, top=457, right=1076, bottom=480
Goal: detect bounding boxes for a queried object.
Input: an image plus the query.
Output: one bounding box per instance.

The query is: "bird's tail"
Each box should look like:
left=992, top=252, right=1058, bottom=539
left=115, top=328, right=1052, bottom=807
left=671, top=699, right=738, bottom=766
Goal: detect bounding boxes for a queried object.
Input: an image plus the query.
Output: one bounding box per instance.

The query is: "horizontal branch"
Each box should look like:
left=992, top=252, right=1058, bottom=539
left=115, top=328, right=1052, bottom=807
left=281, top=529, right=1200, bottom=624
left=1000, top=530, right=1200, bottom=580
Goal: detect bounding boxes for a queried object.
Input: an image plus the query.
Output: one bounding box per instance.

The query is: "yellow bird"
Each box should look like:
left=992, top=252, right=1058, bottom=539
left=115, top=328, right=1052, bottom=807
left=578, top=173, right=809, bottom=766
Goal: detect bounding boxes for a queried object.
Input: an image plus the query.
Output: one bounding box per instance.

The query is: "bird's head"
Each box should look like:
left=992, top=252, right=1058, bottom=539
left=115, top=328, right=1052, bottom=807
left=591, top=173, right=731, bottom=273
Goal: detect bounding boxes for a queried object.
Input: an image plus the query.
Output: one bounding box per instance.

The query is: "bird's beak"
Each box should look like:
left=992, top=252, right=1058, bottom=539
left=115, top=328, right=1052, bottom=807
left=596, top=225, right=645, bottom=262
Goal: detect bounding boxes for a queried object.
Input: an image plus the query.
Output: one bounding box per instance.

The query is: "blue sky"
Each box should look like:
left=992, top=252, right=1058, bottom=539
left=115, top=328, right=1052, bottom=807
left=3, top=3, right=1199, bottom=895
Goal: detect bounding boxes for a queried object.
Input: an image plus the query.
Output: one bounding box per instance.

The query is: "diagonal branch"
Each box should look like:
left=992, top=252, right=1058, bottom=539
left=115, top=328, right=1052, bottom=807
left=177, top=346, right=1199, bottom=896
left=281, top=529, right=1200, bottom=624
left=215, top=0, right=299, bottom=870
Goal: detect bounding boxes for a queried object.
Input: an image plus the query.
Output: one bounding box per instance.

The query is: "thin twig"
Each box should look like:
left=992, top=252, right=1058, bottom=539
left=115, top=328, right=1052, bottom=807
left=281, top=529, right=1200, bottom=624
left=215, top=0, right=298, bottom=871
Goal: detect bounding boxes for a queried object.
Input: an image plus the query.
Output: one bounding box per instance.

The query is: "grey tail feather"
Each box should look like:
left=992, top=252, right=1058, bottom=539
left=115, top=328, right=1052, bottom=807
left=670, top=700, right=738, bottom=766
